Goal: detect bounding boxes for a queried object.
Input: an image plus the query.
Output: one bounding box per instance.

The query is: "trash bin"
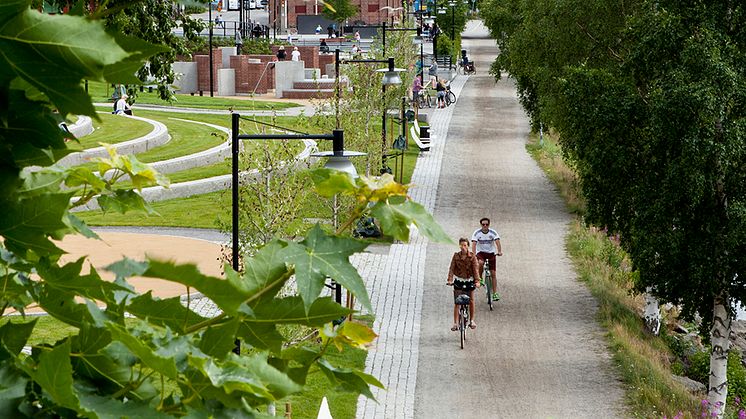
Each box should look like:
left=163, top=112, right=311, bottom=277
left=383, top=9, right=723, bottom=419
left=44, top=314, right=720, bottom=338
left=420, top=126, right=430, bottom=139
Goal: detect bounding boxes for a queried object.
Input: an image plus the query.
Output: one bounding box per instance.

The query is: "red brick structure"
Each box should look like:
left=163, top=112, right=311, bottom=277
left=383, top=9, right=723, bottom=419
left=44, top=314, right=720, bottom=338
left=318, top=54, right=335, bottom=76
left=277, top=0, right=403, bottom=31
left=230, top=56, right=275, bottom=94
left=195, top=49, right=222, bottom=92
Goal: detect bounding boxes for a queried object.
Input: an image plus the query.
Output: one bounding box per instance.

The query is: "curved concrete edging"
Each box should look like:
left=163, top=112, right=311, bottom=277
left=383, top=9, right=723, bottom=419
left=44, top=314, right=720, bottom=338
left=68, top=115, right=94, bottom=138
left=58, top=114, right=170, bottom=167
left=71, top=136, right=318, bottom=211
left=148, top=118, right=234, bottom=174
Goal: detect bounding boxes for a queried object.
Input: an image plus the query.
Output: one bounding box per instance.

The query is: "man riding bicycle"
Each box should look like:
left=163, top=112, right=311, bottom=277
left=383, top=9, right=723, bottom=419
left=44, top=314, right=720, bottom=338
left=472, top=217, right=503, bottom=301
left=447, top=238, right=481, bottom=331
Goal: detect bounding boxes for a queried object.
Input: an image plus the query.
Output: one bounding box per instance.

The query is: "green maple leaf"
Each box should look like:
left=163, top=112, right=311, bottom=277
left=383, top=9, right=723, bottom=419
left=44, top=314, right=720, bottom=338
left=239, top=240, right=291, bottom=305
left=371, top=200, right=452, bottom=243
left=30, top=340, right=80, bottom=410
left=0, top=7, right=164, bottom=116
left=282, top=225, right=371, bottom=312
left=0, top=192, right=73, bottom=257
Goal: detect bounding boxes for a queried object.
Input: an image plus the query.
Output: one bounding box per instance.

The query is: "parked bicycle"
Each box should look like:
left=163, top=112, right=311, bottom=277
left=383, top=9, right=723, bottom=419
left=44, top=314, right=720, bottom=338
left=444, top=85, right=457, bottom=107
left=418, top=89, right=433, bottom=109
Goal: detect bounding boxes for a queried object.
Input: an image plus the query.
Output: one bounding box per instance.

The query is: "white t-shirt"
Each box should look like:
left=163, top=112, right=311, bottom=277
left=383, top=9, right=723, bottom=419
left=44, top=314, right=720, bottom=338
left=291, top=50, right=301, bottom=61
left=471, top=228, right=500, bottom=254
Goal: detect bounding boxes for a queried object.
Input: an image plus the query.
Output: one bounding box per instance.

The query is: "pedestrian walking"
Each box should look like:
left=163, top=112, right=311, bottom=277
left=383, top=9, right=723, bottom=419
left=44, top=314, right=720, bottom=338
left=291, top=46, right=301, bottom=61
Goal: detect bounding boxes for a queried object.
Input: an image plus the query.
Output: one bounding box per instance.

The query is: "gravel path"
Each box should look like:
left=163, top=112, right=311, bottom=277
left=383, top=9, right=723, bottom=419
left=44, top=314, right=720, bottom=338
left=413, top=21, right=626, bottom=418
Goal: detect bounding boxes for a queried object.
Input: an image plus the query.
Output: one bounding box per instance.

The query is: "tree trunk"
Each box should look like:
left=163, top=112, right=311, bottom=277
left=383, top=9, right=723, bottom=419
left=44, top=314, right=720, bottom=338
left=643, top=289, right=661, bottom=335
left=708, top=293, right=731, bottom=418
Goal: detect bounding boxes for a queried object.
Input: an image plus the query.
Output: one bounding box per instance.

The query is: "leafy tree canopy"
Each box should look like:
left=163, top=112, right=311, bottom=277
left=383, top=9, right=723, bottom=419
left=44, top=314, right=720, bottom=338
left=0, top=2, right=449, bottom=416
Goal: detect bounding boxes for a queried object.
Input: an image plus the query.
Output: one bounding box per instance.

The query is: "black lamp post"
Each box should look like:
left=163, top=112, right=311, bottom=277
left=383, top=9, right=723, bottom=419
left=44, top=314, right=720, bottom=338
left=208, top=4, right=214, bottom=97
left=334, top=49, right=402, bottom=171
left=448, top=0, right=456, bottom=42
left=230, top=114, right=365, bottom=355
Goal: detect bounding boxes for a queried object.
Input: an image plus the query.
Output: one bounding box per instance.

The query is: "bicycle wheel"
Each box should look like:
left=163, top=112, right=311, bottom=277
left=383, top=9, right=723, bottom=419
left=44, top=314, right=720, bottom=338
left=459, top=307, right=466, bottom=349
left=424, top=93, right=432, bottom=108
left=484, top=266, right=493, bottom=311
left=447, top=90, right=456, bottom=105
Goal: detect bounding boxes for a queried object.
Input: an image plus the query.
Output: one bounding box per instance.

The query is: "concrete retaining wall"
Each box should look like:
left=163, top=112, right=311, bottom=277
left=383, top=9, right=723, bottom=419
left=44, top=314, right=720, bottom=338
left=274, top=61, right=305, bottom=98
left=68, top=115, right=94, bottom=138
left=173, top=61, right=198, bottom=94
left=72, top=139, right=318, bottom=211
left=217, top=68, right=236, bottom=96
left=58, top=114, right=170, bottom=167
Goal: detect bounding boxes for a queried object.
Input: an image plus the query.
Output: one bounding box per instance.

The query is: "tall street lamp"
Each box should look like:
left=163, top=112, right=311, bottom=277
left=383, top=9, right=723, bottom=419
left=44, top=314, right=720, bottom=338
left=208, top=3, right=214, bottom=97
left=448, top=0, right=456, bottom=43
left=230, top=114, right=365, bottom=354
left=334, top=49, right=403, bottom=172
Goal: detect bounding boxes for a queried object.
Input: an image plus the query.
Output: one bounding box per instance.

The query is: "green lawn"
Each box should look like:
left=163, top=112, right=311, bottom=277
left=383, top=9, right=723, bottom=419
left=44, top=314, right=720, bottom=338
left=76, top=190, right=231, bottom=229
left=68, top=112, right=153, bottom=150
left=86, top=81, right=302, bottom=111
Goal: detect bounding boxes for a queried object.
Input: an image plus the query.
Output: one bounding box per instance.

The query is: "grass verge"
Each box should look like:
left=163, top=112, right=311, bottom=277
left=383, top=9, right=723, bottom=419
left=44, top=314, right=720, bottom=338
left=526, top=131, right=699, bottom=417
left=86, top=81, right=302, bottom=110
left=69, top=112, right=153, bottom=150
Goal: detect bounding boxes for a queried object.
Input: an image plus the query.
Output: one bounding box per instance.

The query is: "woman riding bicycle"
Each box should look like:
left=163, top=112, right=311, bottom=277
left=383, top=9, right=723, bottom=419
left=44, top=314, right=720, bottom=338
left=447, top=238, right=481, bottom=331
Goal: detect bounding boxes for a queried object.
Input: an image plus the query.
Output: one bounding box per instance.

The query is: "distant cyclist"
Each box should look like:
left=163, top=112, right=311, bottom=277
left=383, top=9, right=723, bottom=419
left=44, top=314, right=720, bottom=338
left=471, top=217, right=503, bottom=301
left=447, top=238, right=481, bottom=331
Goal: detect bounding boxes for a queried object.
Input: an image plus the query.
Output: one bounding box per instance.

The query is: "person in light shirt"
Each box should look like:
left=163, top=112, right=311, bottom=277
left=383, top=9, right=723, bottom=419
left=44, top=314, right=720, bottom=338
left=471, top=217, right=503, bottom=301
left=291, top=46, right=301, bottom=61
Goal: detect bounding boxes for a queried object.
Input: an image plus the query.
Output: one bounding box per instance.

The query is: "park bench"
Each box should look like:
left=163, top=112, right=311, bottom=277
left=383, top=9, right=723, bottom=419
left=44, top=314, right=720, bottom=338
left=410, top=125, right=430, bottom=151
left=413, top=119, right=436, bottom=142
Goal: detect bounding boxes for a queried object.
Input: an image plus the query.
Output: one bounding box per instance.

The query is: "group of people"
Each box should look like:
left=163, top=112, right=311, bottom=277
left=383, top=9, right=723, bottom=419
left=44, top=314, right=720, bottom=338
left=446, top=218, right=503, bottom=331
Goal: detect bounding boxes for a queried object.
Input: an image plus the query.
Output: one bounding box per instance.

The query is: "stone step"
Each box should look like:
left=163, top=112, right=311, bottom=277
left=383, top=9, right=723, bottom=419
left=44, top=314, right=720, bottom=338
left=282, top=89, right=335, bottom=99
left=292, top=79, right=344, bottom=90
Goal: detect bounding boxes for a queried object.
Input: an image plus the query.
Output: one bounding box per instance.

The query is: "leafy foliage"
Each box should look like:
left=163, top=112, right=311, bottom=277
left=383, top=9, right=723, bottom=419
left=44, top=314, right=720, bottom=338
left=0, top=2, right=450, bottom=417
left=484, top=0, right=746, bottom=409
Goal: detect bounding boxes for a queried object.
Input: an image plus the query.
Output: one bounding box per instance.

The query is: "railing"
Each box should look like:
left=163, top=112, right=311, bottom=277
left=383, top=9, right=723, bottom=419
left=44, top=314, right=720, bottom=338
left=435, top=55, right=454, bottom=70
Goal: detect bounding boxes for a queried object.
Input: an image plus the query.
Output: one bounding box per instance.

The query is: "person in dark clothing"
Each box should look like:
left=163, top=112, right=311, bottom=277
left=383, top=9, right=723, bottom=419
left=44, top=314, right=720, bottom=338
left=276, top=45, right=286, bottom=61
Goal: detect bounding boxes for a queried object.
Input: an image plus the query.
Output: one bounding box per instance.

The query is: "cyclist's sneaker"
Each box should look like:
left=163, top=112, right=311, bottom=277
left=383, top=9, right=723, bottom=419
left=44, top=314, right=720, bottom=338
left=492, top=292, right=501, bottom=301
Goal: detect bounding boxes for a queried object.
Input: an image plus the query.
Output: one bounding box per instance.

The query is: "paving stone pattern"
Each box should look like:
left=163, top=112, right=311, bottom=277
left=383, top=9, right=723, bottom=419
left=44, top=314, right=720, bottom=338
left=355, top=75, right=467, bottom=419
left=177, top=76, right=466, bottom=419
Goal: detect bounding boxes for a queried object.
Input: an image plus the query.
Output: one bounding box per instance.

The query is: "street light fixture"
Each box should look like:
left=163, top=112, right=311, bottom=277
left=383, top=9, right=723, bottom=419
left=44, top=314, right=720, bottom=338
left=334, top=50, right=403, bottom=172
left=229, top=114, right=365, bottom=354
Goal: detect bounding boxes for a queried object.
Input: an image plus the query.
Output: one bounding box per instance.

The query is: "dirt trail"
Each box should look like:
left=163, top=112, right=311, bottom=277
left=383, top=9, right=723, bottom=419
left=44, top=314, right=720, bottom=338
left=413, top=21, right=625, bottom=418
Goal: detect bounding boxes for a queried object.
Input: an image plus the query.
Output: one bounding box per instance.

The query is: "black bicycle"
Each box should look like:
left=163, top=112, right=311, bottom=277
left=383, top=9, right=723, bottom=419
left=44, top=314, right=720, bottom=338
left=444, top=85, right=457, bottom=107
left=483, top=259, right=493, bottom=311
left=455, top=293, right=470, bottom=349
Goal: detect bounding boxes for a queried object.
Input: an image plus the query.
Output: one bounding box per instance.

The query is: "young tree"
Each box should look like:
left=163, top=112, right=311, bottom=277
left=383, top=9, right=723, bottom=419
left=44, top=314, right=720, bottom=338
left=0, top=2, right=450, bottom=416
left=321, top=0, right=358, bottom=30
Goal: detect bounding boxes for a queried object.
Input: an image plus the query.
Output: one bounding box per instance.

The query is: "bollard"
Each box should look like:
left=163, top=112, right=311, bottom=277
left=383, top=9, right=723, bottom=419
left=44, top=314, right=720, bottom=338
left=148, top=86, right=153, bottom=93
left=199, top=90, right=203, bottom=96
left=139, top=85, right=144, bottom=92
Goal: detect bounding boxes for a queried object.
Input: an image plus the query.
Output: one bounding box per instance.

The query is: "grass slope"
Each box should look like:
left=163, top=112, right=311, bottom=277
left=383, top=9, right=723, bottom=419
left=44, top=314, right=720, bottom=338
left=526, top=132, right=700, bottom=417
left=87, top=81, right=301, bottom=110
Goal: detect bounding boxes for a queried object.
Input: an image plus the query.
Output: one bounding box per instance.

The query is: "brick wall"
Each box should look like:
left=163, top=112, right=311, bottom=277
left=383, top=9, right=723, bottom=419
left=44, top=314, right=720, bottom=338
left=247, top=55, right=276, bottom=91
left=318, top=54, right=335, bottom=76
left=281, top=0, right=402, bottom=29
left=195, top=49, right=222, bottom=92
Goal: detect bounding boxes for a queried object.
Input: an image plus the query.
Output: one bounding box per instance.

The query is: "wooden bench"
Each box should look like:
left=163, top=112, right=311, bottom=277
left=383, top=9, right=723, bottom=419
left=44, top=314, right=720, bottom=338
left=410, top=126, right=430, bottom=151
